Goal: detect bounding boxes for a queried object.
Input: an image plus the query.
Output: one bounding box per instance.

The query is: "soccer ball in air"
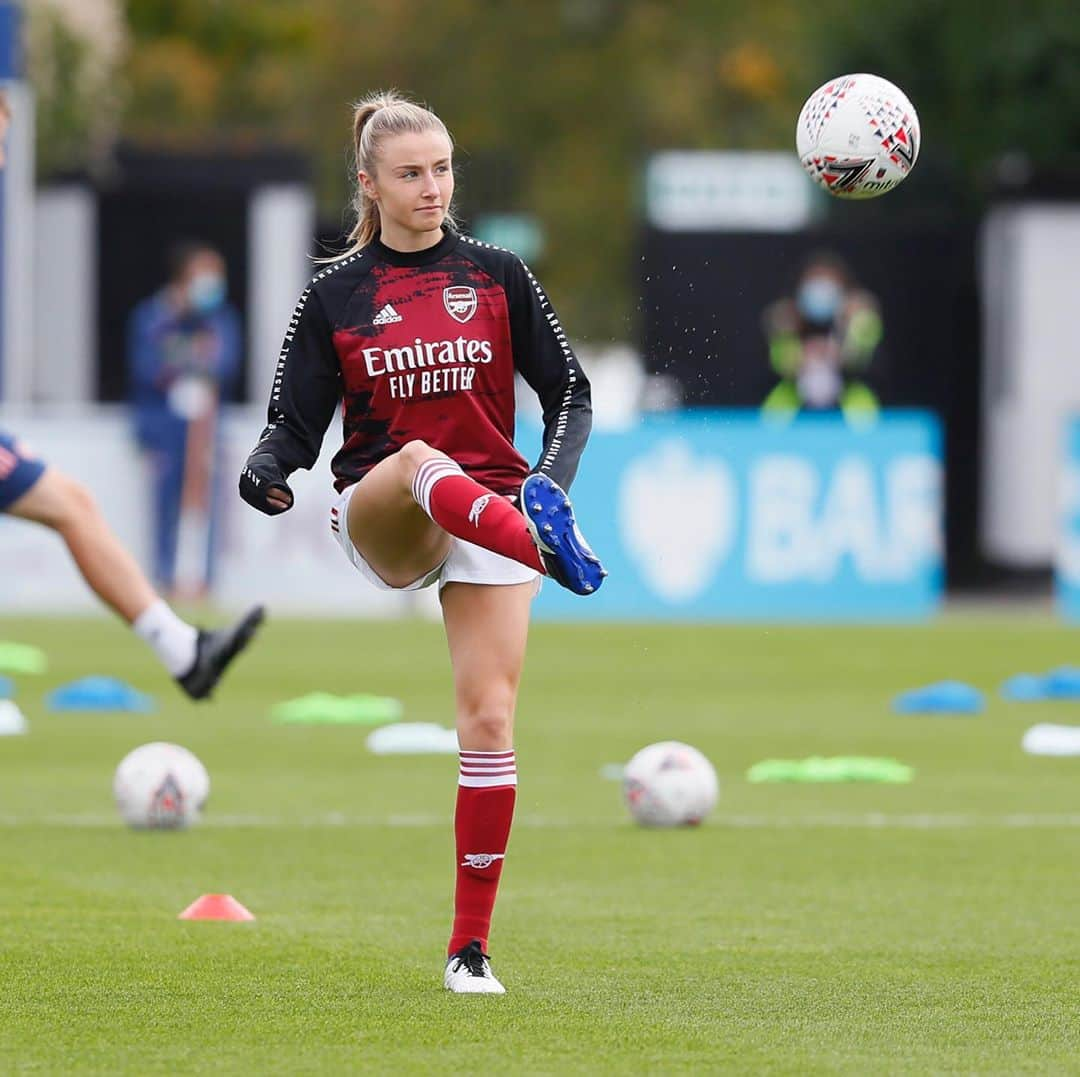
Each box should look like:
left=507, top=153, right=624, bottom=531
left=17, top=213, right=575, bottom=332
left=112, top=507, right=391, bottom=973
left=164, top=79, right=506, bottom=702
left=796, top=73, right=920, bottom=199
left=622, top=741, right=719, bottom=827
left=113, top=742, right=210, bottom=829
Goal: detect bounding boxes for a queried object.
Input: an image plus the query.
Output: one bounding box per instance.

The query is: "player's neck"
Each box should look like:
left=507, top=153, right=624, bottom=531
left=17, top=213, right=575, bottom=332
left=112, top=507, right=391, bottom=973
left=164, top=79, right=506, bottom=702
left=378, top=221, right=445, bottom=254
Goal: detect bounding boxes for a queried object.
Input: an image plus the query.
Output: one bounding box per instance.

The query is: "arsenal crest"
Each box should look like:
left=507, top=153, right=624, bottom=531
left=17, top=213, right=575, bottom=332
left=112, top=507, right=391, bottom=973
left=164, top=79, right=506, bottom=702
left=444, top=285, right=478, bottom=324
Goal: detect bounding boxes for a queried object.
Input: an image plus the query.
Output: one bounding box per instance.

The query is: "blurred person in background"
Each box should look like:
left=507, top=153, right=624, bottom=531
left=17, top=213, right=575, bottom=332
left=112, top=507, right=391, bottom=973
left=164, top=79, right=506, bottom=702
left=127, top=241, right=242, bottom=598
left=761, top=253, right=883, bottom=422
left=0, top=92, right=262, bottom=699
left=239, top=90, right=605, bottom=995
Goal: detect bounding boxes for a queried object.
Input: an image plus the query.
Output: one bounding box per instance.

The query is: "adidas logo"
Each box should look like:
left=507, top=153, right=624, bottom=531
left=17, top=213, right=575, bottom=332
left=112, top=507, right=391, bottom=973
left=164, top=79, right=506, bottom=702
left=372, top=303, right=403, bottom=325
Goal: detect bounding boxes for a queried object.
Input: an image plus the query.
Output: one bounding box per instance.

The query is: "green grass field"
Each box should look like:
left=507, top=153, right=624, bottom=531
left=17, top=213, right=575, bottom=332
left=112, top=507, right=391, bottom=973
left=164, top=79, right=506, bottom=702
left=0, top=613, right=1078, bottom=1074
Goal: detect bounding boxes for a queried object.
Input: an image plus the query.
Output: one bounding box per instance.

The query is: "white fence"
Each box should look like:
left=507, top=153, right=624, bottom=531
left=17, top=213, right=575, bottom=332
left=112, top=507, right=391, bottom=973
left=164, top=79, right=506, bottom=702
left=0, top=406, right=423, bottom=617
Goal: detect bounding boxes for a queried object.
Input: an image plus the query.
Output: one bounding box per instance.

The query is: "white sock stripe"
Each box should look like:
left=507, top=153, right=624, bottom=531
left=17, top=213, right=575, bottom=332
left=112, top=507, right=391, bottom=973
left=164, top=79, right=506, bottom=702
left=422, top=462, right=463, bottom=488
left=410, top=462, right=433, bottom=508
left=415, top=470, right=456, bottom=517
left=458, top=773, right=518, bottom=789
left=410, top=459, right=446, bottom=505
left=411, top=458, right=464, bottom=516
left=414, top=458, right=461, bottom=487
left=458, top=749, right=516, bottom=787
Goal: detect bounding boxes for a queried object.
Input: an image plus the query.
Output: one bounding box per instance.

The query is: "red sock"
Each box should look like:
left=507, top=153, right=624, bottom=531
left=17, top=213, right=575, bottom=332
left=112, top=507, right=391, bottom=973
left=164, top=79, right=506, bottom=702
left=412, top=458, right=544, bottom=573
left=448, top=749, right=517, bottom=955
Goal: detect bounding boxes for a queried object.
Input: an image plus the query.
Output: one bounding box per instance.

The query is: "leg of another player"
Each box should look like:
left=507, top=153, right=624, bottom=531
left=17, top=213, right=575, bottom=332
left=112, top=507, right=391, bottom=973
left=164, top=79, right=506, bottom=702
left=439, top=579, right=533, bottom=995
left=6, top=468, right=263, bottom=699
left=10, top=468, right=161, bottom=621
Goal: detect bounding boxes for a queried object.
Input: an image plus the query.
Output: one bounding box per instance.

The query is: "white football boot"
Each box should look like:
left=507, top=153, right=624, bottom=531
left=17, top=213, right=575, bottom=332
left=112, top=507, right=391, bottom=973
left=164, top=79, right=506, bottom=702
left=444, top=940, right=506, bottom=994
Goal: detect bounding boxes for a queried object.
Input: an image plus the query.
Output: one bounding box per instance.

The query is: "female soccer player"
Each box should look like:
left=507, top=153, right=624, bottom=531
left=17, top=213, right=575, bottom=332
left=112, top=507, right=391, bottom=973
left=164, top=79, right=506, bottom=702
left=0, top=92, right=263, bottom=700
left=239, top=90, right=605, bottom=993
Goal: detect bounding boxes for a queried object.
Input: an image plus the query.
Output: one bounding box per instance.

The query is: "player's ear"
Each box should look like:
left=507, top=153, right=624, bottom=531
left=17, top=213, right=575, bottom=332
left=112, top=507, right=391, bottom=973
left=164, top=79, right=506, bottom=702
left=358, top=171, right=378, bottom=200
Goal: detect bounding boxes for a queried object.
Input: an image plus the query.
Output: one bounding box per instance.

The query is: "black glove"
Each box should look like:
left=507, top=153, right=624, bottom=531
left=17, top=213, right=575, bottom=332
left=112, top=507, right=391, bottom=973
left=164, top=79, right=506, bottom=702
left=239, top=452, right=295, bottom=515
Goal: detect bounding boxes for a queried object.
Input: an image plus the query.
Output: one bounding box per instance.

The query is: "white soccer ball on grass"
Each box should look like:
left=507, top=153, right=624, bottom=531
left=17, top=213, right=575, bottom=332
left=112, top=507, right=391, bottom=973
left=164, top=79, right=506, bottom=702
left=796, top=73, right=920, bottom=199
left=113, top=742, right=210, bottom=829
left=622, top=740, right=719, bottom=827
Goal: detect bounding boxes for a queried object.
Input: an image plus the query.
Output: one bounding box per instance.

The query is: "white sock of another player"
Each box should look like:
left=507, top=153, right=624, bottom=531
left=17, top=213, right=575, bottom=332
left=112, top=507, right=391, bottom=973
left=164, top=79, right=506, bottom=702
left=133, top=600, right=199, bottom=676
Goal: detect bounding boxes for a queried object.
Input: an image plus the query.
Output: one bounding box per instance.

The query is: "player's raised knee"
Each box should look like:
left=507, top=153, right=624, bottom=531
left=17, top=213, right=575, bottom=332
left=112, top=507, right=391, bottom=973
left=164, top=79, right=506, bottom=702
left=398, top=439, right=451, bottom=489
left=398, top=438, right=442, bottom=471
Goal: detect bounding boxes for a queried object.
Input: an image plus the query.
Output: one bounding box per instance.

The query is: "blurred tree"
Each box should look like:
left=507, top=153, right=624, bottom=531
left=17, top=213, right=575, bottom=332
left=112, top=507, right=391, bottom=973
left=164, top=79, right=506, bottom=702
left=814, top=0, right=1080, bottom=193
left=302, top=0, right=818, bottom=339
left=121, top=0, right=315, bottom=144
left=25, top=0, right=128, bottom=176
left=28, top=0, right=821, bottom=338
left=41, top=1, right=1080, bottom=340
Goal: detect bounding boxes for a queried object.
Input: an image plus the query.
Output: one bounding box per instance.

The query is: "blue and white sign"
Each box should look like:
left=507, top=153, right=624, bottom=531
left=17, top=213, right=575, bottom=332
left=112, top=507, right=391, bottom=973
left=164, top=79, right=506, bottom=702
left=523, top=411, right=943, bottom=621
left=1056, top=417, right=1080, bottom=618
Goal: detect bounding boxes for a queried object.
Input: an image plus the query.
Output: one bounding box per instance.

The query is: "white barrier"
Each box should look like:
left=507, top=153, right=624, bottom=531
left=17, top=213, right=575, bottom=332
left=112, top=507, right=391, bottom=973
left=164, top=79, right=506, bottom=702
left=0, top=406, right=427, bottom=617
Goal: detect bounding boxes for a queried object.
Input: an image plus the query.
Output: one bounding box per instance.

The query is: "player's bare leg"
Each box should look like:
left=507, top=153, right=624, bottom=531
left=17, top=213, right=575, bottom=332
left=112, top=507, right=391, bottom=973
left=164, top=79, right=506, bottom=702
left=343, top=442, right=453, bottom=586
left=350, top=438, right=548, bottom=572
left=439, top=579, right=533, bottom=994
left=348, top=438, right=605, bottom=593
left=7, top=468, right=263, bottom=699
left=10, top=469, right=159, bottom=622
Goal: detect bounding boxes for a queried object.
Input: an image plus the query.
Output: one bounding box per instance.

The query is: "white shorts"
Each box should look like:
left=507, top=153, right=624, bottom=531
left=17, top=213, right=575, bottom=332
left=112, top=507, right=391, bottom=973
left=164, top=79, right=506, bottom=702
left=330, top=483, right=541, bottom=592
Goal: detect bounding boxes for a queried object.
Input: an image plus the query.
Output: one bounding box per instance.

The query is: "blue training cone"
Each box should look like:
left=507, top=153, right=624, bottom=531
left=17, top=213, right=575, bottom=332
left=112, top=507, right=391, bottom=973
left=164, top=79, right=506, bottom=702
left=47, top=676, right=156, bottom=713
left=892, top=680, right=984, bottom=715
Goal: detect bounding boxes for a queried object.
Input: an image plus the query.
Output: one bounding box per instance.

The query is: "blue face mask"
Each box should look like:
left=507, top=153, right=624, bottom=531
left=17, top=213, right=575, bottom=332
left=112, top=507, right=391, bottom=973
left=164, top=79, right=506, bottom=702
left=797, top=278, right=842, bottom=323
left=188, top=272, right=226, bottom=314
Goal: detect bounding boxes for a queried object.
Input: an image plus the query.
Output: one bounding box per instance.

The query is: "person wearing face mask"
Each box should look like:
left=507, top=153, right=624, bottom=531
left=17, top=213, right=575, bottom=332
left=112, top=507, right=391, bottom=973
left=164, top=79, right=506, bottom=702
left=761, top=253, right=883, bottom=422
left=127, top=242, right=242, bottom=596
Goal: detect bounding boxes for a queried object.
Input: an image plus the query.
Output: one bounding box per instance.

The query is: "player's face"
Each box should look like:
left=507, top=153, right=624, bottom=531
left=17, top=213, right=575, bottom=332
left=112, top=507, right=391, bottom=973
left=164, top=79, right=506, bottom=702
left=362, top=130, right=454, bottom=244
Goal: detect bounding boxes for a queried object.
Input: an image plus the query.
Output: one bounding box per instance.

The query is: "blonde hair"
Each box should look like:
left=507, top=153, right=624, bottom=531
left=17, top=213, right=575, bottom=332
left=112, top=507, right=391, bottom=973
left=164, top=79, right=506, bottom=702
left=0, top=91, right=9, bottom=120
left=339, top=90, right=454, bottom=257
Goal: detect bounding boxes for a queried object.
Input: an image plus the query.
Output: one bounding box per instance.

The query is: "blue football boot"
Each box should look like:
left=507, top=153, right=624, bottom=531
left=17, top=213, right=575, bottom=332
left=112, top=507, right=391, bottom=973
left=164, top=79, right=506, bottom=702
left=521, top=473, right=607, bottom=595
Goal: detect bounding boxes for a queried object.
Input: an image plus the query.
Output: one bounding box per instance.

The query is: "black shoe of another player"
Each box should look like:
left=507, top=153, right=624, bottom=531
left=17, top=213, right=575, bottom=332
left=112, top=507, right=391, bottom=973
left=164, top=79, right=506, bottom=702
left=177, top=605, right=266, bottom=701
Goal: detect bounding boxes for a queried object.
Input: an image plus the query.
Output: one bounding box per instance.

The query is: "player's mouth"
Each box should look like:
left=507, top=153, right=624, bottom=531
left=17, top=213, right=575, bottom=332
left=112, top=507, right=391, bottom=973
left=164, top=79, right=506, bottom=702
left=417, top=205, right=443, bottom=213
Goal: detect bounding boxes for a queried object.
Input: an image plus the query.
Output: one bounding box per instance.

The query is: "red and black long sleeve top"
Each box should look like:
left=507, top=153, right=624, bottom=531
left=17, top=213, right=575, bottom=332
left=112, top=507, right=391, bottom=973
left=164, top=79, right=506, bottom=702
left=253, top=228, right=592, bottom=497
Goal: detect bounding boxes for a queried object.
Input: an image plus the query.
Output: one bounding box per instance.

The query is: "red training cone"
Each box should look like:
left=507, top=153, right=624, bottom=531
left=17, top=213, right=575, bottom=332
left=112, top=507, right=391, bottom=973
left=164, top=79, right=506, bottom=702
left=178, top=893, right=255, bottom=922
